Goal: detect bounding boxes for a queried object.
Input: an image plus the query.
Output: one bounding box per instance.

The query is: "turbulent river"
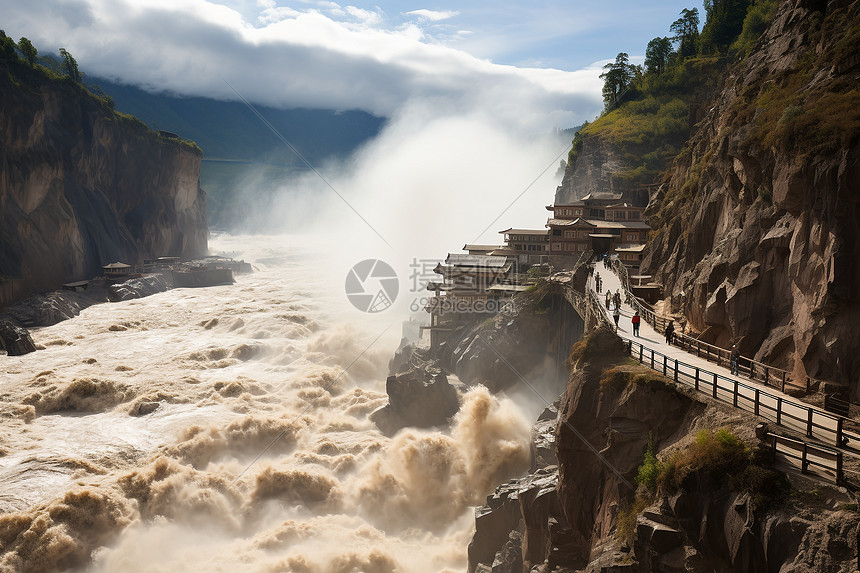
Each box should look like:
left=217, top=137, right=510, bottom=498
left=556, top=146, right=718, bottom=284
left=0, top=233, right=533, bottom=573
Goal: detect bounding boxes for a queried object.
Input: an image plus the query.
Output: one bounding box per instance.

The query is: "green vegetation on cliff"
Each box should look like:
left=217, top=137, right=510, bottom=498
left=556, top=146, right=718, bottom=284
left=0, top=29, right=201, bottom=154
left=566, top=0, right=781, bottom=189
left=729, top=7, right=860, bottom=156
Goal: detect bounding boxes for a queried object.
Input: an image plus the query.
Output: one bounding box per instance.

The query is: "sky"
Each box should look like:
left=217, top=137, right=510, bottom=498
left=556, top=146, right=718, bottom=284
left=2, top=0, right=703, bottom=254
left=2, top=0, right=701, bottom=129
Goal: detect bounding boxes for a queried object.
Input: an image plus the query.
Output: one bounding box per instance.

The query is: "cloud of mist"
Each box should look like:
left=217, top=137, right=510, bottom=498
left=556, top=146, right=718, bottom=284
left=233, top=98, right=573, bottom=324
left=3, top=0, right=603, bottom=127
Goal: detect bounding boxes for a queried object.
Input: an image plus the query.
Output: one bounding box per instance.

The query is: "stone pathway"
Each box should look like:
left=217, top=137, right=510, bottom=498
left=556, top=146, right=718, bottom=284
left=587, top=263, right=858, bottom=483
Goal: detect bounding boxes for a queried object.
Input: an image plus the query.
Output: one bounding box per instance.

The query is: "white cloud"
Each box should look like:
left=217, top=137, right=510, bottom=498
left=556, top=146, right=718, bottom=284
left=1, top=0, right=603, bottom=129
left=344, top=5, right=382, bottom=26
left=403, top=9, right=459, bottom=22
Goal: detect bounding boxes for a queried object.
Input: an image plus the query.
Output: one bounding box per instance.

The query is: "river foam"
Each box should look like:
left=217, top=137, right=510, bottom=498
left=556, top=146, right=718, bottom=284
left=0, top=234, right=532, bottom=573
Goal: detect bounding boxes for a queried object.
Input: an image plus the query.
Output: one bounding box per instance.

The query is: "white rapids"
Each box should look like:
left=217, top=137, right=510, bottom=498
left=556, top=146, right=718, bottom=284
left=0, top=233, right=533, bottom=573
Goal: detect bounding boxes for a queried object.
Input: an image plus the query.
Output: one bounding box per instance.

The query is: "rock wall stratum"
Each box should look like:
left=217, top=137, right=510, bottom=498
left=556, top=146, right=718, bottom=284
left=0, top=62, right=208, bottom=305
left=644, top=0, right=860, bottom=398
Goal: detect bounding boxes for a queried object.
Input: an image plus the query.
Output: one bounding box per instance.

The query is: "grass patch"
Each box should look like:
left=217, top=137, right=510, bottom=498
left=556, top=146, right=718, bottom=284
left=616, top=494, right=651, bottom=544
left=631, top=428, right=790, bottom=512
left=599, top=368, right=632, bottom=392
left=636, top=435, right=661, bottom=491
left=567, top=332, right=603, bottom=366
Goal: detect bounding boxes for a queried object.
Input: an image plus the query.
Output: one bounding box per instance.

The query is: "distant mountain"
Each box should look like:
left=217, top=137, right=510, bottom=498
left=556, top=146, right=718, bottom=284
left=88, top=77, right=386, bottom=228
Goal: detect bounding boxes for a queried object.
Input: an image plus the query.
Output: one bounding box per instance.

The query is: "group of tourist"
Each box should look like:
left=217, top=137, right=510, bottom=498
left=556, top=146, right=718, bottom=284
left=595, top=261, right=745, bottom=381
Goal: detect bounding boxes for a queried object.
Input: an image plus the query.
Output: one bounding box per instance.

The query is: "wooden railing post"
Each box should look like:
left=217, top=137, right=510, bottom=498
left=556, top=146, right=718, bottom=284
left=807, top=409, right=814, bottom=438
left=801, top=443, right=809, bottom=474
left=674, top=359, right=679, bottom=382
left=663, top=355, right=667, bottom=376
left=733, top=379, right=739, bottom=407
left=713, top=373, right=718, bottom=399
left=639, top=345, right=643, bottom=362
left=694, top=368, right=700, bottom=391
left=837, top=417, right=845, bottom=448
left=650, top=349, right=654, bottom=369
left=754, top=389, right=760, bottom=416
left=836, top=452, right=844, bottom=484
left=776, top=397, right=782, bottom=426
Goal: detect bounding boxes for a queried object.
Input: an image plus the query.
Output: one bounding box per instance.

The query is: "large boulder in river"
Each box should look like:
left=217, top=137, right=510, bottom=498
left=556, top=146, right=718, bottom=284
left=0, top=320, right=36, bottom=355
left=370, top=367, right=461, bottom=435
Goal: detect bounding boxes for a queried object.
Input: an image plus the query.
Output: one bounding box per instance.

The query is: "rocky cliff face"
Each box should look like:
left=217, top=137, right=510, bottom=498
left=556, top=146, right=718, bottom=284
left=469, top=328, right=859, bottom=572
left=0, top=62, right=208, bottom=305
left=555, top=135, right=631, bottom=204
left=642, top=0, right=860, bottom=399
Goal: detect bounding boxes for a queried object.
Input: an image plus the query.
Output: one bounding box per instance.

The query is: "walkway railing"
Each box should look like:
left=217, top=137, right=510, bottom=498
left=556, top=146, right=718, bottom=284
left=621, top=337, right=858, bottom=486
left=609, top=258, right=828, bottom=395
left=765, top=432, right=844, bottom=485
left=623, top=338, right=857, bottom=449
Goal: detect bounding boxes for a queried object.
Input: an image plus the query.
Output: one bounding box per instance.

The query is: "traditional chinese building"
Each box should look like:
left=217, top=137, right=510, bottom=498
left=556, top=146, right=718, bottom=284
left=496, top=228, right=549, bottom=265
left=545, top=194, right=649, bottom=266
left=424, top=254, right=520, bottom=347
left=462, top=244, right=504, bottom=256
left=102, top=262, right=132, bottom=278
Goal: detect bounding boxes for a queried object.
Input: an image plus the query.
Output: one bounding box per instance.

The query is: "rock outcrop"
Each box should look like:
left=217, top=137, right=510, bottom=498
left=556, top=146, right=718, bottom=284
left=642, top=0, right=860, bottom=399
left=369, top=365, right=462, bottom=435
left=0, top=320, right=36, bottom=355
left=0, top=58, right=208, bottom=306
left=555, top=134, right=632, bottom=204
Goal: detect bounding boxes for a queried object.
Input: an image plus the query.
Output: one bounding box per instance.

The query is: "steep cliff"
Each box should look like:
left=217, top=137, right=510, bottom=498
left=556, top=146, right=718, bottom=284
left=643, top=0, right=860, bottom=399
left=469, top=328, right=859, bottom=572
left=0, top=54, right=208, bottom=305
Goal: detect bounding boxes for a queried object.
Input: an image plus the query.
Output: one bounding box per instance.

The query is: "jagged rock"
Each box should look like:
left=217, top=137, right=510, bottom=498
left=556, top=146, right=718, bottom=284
left=0, top=320, right=36, bottom=355
left=108, top=274, right=173, bottom=302
left=131, top=401, right=160, bottom=416
left=555, top=132, right=648, bottom=206
left=468, top=465, right=573, bottom=573
left=491, top=530, right=523, bottom=573
left=636, top=515, right=683, bottom=554
left=531, top=406, right=558, bottom=470
left=369, top=367, right=460, bottom=435
left=469, top=487, right=523, bottom=573
left=519, top=467, right=560, bottom=568
left=388, top=337, right=415, bottom=375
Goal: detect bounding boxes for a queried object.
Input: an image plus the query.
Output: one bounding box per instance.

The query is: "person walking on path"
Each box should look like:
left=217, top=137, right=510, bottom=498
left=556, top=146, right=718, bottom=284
left=595, top=272, right=602, bottom=293
left=614, top=290, right=621, bottom=309
left=730, top=344, right=740, bottom=375
left=665, top=320, right=675, bottom=345
left=632, top=311, right=641, bottom=336
left=613, top=306, right=621, bottom=329
left=605, top=291, right=611, bottom=309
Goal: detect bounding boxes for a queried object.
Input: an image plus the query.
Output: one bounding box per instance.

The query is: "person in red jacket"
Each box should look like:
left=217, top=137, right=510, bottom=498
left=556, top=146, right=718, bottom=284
left=632, top=311, right=641, bottom=336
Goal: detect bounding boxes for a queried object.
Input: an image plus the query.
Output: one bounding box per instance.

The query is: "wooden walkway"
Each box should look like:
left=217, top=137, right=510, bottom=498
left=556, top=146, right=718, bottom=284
left=588, top=263, right=858, bottom=486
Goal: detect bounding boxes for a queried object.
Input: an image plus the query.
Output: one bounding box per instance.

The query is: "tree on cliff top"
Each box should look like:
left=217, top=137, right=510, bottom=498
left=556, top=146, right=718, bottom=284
left=600, top=52, right=637, bottom=111
left=644, top=37, right=673, bottom=75
left=59, top=48, right=81, bottom=83
left=17, top=37, right=36, bottom=65
left=671, top=8, right=700, bottom=59
left=700, top=0, right=752, bottom=54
